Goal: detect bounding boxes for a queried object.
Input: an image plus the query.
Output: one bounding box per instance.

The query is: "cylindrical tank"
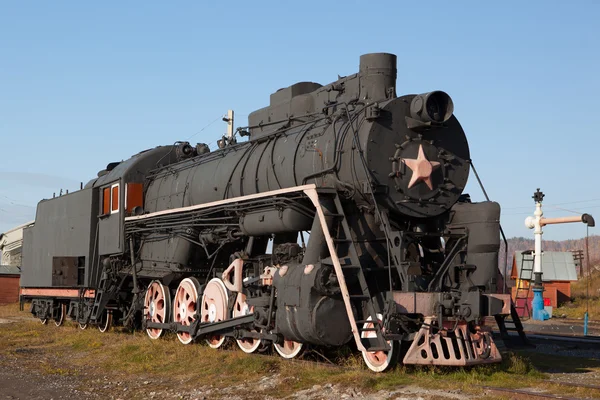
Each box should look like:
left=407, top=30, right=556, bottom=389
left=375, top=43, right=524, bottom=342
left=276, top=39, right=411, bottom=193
left=272, top=262, right=353, bottom=346
left=447, top=201, right=501, bottom=292
left=239, top=208, right=313, bottom=236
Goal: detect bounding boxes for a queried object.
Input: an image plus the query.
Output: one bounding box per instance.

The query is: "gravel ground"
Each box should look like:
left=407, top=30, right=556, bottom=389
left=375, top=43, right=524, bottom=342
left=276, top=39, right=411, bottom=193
left=1, top=353, right=598, bottom=400
left=533, top=342, right=600, bottom=359
left=1, top=315, right=599, bottom=399
left=0, top=354, right=101, bottom=400
left=0, top=360, right=471, bottom=400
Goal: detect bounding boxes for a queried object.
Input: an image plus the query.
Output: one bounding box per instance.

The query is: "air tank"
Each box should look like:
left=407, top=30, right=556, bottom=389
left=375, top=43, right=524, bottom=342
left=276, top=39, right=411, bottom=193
left=447, top=201, right=501, bottom=292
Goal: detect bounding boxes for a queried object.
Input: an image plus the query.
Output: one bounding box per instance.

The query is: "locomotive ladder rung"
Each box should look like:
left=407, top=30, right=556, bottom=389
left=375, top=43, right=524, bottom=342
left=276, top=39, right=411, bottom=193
left=91, top=278, right=107, bottom=317
left=359, top=339, right=390, bottom=351
left=363, top=266, right=393, bottom=272
left=323, top=212, right=344, bottom=218
left=365, top=346, right=390, bottom=351
left=333, top=238, right=352, bottom=244
left=349, top=294, right=370, bottom=299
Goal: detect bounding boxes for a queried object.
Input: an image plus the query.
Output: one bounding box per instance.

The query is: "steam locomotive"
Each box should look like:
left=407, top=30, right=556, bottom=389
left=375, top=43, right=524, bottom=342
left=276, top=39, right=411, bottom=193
left=20, top=53, right=510, bottom=372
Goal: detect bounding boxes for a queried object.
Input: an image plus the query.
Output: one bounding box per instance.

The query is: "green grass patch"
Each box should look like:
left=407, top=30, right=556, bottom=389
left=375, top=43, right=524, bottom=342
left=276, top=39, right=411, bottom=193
left=1, top=303, right=599, bottom=398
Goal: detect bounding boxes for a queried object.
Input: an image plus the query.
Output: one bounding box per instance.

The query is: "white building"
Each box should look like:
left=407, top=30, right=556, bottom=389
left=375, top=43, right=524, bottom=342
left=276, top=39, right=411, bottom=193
left=0, top=220, right=35, bottom=267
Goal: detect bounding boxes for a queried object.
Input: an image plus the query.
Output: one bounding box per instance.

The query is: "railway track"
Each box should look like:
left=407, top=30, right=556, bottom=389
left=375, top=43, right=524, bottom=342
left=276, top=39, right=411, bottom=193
left=480, top=379, right=600, bottom=399
left=485, top=333, right=600, bottom=399
left=524, top=331, right=600, bottom=347
left=544, top=381, right=600, bottom=391
left=480, top=386, right=590, bottom=400
left=494, top=330, right=600, bottom=347
left=553, top=318, right=600, bottom=327
left=522, top=324, right=600, bottom=337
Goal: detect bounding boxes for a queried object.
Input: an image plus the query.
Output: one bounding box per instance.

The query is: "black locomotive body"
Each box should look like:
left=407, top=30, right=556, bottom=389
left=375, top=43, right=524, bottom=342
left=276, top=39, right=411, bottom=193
left=20, top=53, right=510, bottom=371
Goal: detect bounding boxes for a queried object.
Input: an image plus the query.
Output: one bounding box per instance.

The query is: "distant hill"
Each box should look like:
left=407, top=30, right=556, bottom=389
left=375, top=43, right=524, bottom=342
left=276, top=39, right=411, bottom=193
left=498, top=234, right=600, bottom=276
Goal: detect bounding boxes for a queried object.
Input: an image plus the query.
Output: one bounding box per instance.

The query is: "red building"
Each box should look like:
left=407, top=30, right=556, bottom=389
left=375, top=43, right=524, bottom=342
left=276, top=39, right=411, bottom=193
left=0, top=265, right=21, bottom=304
left=509, top=251, right=578, bottom=316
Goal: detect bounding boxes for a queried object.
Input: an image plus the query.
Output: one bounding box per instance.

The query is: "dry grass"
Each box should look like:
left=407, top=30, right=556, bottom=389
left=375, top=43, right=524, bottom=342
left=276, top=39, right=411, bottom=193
left=0, top=304, right=599, bottom=398
left=556, top=297, right=600, bottom=320
left=556, top=266, right=600, bottom=320
left=0, top=302, right=22, bottom=318
left=572, top=264, right=600, bottom=299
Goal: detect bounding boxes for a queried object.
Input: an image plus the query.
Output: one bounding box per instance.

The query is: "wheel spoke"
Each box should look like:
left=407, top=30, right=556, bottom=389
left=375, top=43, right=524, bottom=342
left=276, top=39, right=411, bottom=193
left=174, top=278, right=200, bottom=345
left=232, top=293, right=262, bottom=353
left=144, top=281, right=172, bottom=340
left=201, top=278, right=229, bottom=349
left=274, top=339, right=304, bottom=359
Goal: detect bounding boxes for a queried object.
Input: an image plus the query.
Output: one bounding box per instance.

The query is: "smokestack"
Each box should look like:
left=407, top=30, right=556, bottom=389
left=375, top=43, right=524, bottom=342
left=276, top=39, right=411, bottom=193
left=359, top=53, right=397, bottom=101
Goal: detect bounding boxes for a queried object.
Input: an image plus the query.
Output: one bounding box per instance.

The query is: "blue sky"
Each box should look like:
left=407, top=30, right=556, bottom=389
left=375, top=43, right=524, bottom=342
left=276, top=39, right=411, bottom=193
left=1, top=1, right=599, bottom=241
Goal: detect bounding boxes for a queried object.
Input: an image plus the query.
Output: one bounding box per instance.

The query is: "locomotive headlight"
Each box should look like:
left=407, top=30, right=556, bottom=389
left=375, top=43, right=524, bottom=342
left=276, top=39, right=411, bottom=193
left=410, top=91, right=454, bottom=123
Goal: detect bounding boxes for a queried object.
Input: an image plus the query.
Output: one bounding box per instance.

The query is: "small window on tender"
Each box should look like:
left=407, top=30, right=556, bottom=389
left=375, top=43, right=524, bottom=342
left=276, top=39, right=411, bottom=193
left=102, top=188, right=110, bottom=215
left=111, top=184, right=119, bottom=213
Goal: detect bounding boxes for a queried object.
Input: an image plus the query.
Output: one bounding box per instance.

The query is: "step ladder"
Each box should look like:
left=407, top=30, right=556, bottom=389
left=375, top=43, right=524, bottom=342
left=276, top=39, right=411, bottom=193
left=494, top=302, right=531, bottom=347
left=514, top=250, right=535, bottom=320
left=90, top=270, right=110, bottom=323
left=306, top=188, right=390, bottom=353
left=74, top=287, right=91, bottom=325
left=494, top=250, right=535, bottom=347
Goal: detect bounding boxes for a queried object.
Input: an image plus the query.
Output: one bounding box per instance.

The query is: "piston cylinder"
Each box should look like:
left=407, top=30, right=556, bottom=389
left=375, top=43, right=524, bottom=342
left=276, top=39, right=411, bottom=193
left=272, top=262, right=352, bottom=346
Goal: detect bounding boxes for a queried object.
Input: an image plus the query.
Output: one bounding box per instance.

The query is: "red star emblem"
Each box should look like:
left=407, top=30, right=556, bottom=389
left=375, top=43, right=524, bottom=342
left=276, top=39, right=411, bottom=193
left=402, top=145, right=441, bottom=190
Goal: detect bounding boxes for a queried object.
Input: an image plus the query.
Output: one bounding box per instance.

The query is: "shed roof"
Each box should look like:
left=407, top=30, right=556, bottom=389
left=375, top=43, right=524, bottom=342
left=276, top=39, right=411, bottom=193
left=0, top=265, right=21, bottom=275
left=511, top=251, right=578, bottom=282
